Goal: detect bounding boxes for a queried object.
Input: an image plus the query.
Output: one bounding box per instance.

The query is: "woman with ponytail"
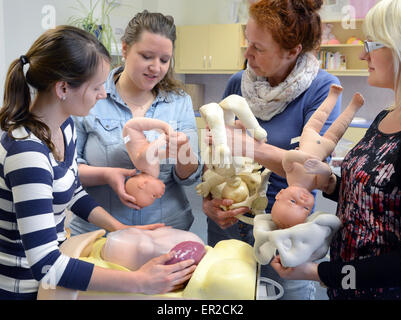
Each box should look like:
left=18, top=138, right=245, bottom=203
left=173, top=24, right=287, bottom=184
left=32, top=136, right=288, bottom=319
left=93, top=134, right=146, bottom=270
left=0, top=25, right=195, bottom=300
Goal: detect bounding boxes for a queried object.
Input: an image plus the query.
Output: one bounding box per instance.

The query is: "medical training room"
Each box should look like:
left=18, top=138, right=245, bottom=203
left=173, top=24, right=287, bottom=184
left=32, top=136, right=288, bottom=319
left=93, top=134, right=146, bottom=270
left=1, top=0, right=400, bottom=306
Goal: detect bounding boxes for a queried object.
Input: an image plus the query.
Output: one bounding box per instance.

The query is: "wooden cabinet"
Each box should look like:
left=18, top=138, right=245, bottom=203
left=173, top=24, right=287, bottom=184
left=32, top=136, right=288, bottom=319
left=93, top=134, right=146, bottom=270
left=319, top=19, right=368, bottom=76
left=174, top=20, right=367, bottom=76
left=174, top=24, right=245, bottom=74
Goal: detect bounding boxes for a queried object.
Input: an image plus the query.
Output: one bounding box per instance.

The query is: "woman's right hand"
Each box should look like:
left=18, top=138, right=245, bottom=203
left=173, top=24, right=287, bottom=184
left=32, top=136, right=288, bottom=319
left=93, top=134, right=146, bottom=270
left=103, top=167, right=141, bottom=210
left=136, top=252, right=197, bottom=294
left=202, top=196, right=249, bottom=229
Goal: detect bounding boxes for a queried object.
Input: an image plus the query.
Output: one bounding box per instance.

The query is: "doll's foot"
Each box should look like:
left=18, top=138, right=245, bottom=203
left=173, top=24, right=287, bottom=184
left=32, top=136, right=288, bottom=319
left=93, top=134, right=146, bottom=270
left=347, top=92, right=364, bottom=112
left=328, top=84, right=343, bottom=97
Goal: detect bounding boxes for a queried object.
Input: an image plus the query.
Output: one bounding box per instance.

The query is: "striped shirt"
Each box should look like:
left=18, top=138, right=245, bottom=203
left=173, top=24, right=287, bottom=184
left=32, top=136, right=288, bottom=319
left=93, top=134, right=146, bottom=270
left=0, top=117, right=98, bottom=300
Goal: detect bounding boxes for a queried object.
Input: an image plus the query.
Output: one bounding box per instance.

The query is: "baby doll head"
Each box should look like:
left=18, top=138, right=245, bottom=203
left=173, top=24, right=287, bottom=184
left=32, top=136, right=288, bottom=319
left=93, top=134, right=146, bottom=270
left=271, top=185, right=315, bottom=229
left=125, top=173, right=165, bottom=208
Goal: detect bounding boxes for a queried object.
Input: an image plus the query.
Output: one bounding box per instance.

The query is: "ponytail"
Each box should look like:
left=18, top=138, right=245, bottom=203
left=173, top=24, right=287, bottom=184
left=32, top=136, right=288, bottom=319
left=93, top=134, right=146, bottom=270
left=1, top=58, right=32, bottom=131
left=0, top=56, right=55, bottom=153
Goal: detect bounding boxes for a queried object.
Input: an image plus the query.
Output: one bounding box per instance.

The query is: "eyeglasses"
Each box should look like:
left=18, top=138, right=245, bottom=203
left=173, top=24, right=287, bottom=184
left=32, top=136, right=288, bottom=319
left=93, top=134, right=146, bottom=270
left=364, top=40, right=385, bottom=53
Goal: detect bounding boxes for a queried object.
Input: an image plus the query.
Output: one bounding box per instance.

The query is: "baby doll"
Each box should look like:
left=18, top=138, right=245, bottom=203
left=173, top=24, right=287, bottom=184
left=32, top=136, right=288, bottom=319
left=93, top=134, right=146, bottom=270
left=271, top=85, right=364, bottom=228
left=122, top=118, right=187, bottom=208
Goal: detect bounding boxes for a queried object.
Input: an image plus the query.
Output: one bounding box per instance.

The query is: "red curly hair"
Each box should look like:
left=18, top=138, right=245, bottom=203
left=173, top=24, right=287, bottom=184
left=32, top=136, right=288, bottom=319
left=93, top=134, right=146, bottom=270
left=249, top=0, right=323, bottom=53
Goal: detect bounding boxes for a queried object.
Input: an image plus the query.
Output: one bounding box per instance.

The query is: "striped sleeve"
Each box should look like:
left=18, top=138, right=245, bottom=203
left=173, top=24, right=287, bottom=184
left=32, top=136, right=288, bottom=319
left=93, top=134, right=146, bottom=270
left=3, top=141, right=94, bottom=290
left=67, top=117, right=99, bottom=221
left=68, top=179, right=99, bottom=221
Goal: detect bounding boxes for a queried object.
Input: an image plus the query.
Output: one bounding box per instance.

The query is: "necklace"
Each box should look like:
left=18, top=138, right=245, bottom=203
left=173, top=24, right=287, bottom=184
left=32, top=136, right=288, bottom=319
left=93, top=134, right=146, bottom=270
left=115, top=76, right=154, bottom=117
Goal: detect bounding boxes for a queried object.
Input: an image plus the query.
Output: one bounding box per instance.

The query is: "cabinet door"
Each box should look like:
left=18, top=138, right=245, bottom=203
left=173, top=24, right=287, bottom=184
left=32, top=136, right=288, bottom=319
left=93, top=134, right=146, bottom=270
left=176, top=25, right=208, bottom=71
left=208, top=24, right=243, bottom=71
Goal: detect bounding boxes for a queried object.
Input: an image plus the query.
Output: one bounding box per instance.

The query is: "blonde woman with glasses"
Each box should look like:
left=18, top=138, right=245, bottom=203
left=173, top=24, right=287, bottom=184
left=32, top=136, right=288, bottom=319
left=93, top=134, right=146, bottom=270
left=270, top=0, right=401, bottom=300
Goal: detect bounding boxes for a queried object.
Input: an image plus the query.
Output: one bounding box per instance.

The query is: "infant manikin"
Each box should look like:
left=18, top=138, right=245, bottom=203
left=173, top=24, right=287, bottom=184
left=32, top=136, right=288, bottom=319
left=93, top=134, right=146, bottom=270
left=122, top=117, right=187, bottom=208
left=101, top=227, right=205, bottom=271
left=271, top=85, right=364, bottom=228
left=253, top=85, right=364, bottom=267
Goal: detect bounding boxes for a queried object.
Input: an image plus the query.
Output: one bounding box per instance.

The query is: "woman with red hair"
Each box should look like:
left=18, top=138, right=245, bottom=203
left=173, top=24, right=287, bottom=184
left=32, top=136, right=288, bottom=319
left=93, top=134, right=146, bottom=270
left=203, top=0, right=342, bottom=300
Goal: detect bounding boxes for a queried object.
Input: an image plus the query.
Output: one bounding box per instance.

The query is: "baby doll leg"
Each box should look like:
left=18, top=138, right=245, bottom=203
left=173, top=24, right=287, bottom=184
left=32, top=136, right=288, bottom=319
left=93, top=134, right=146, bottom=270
left=303, top=84, right=343, bottom=135
left=300, top=87, right=364, bottom=159
left=219, top=95, right=267, bottom=142
left=123, top=118, right=174, bottom=177
left=322, top=92, right=364, bottom=145
left=199, top=102, right=231, bottom=167
left=123, top=118, right=174, bottom=138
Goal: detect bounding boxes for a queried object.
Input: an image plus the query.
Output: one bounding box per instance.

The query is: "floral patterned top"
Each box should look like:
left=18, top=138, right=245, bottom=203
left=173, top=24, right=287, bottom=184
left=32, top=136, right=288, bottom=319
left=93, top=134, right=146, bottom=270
left=328, top=109, right=401, bottom=299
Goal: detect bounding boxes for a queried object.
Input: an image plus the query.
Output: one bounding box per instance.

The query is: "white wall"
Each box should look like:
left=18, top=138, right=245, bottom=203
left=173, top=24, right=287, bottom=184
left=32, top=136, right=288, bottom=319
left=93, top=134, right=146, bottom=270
left=0, top=0, right=63, bottom=99
left=0, top=0, right=151, bottom=98
left=0, top=0, right=223, bottom=98
left=156, top=0, right=248, bottom=25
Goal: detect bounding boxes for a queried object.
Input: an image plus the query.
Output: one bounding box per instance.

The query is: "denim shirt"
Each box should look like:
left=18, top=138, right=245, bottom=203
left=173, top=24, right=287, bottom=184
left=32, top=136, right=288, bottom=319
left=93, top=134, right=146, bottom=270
left=69, top=67, right=203, bottom=235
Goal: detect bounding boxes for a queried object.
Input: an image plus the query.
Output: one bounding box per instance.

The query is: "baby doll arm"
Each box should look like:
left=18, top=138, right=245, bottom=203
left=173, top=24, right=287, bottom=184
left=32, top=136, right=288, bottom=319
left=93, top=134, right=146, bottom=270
left=123, top=118, right=174, bottom=178
left=303, top=158, right=332, bottom=176
left=304, top=159, right=336, bottom=192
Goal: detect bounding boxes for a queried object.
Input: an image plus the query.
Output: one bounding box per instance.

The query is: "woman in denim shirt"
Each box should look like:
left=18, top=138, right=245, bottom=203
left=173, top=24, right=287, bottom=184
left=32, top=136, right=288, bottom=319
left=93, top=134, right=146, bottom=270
left=69, top=11, right=202, bottom=236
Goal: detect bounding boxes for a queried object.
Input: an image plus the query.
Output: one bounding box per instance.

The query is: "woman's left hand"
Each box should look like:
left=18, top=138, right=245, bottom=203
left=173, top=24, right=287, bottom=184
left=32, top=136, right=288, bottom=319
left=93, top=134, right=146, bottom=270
left=134, top=223, right=166, bottom=230
left=270, top=255, right=320, bottom=281
left=116, top=223, right=167, bottom=231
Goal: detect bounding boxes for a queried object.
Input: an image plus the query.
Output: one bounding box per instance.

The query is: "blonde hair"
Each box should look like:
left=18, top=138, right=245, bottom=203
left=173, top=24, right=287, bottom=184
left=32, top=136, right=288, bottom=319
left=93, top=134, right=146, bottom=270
left=363, top=0, right=401, bottom=106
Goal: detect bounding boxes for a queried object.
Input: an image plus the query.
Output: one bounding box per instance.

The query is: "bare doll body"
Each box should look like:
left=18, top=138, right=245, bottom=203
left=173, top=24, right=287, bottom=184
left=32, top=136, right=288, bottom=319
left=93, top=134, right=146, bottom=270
left=101, top=227, right=204, bottom=271
left=122, top=118, right=187, bottom=207
left=271, top=85, right=364, bottom=228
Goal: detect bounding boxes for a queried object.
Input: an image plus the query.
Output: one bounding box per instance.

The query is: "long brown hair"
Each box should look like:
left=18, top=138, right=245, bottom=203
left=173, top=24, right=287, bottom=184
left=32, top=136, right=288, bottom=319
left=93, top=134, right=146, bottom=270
left=0, top=25, right=111, bottom=154
left=121, top=10, right=183, bottom=95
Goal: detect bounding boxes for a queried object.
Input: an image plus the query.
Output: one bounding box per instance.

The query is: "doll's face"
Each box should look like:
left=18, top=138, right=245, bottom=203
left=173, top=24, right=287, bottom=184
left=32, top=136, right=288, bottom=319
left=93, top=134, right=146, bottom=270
left=271, top=186, right=314, bottom=229
left=125, top=174, right=165, bottom=208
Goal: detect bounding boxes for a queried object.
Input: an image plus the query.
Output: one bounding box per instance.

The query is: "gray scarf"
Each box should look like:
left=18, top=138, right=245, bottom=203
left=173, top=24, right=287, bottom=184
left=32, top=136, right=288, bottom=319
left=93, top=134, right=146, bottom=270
left=241, top=52, right=320, bottom=121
